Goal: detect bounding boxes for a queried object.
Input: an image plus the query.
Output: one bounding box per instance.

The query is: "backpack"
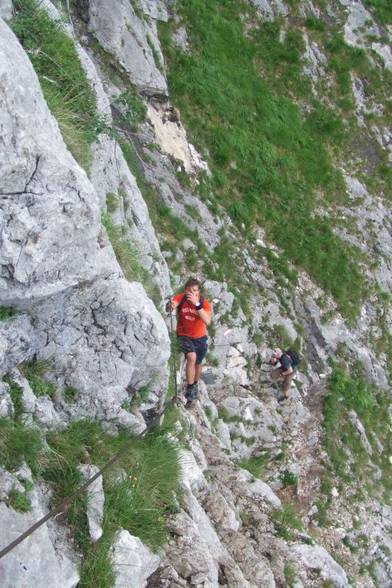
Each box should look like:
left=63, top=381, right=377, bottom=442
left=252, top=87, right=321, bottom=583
left=285, top=349, right=301, bottom=369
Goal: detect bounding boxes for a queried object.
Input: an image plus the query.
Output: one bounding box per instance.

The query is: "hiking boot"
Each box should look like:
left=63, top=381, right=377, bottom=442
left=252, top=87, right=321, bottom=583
left=185, top=383, right=197, bottom=400
left=277, top=394, right=288, bottom=403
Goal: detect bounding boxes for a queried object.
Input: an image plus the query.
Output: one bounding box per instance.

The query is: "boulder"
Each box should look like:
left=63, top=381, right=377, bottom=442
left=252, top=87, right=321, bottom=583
left=78, top=464, right=104, bottom=542
left=111, top=530, right=161, bottom=588
left=87, top=0, right=167, bottom=95
left=0, top=488, right=79, bottom=588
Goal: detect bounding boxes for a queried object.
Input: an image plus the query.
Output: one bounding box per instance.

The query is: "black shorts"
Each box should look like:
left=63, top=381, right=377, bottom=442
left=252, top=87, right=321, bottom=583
left=177, top=336, right=208, bottom=365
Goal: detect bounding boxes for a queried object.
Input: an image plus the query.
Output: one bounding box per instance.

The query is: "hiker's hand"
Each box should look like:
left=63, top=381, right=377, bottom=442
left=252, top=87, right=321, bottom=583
left=187, top=292, right=199, bottom=306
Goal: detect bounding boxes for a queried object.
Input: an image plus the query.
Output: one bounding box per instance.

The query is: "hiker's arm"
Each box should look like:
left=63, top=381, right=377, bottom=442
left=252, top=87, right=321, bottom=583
left=198, top=307, right=212, bottom=326
left=166, top=295, right=180, bottom=312
left=281, top=366, right=293, bottom=376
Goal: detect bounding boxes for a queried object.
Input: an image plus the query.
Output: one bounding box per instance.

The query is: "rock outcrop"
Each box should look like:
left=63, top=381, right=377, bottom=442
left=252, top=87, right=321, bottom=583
left=0, top=19, right=170, bottom=416
left=0, top=0, right=391, bottom=585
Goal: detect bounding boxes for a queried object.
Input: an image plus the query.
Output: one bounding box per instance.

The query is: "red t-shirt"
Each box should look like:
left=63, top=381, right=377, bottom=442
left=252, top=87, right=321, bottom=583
left=172, top=293, right=212, bottom=339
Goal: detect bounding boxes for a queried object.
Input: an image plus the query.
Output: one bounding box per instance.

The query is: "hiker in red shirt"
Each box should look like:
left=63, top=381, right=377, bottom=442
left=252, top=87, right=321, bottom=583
left=168, top=278, right=212, bottom=406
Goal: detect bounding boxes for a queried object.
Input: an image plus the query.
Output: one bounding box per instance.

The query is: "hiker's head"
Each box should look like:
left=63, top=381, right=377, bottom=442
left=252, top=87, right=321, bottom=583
left=185, top=277, right=202, bottom=296
left=272, top=348, right=283, bottom=360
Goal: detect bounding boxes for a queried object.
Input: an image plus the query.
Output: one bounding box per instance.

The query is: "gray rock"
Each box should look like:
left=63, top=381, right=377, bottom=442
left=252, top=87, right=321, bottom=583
left=33, top=280, right=169, bottom=420
left=292, top=544, right=348, bottom=587
left=34, top=396, right=63, bottom=429
left=0, top=22, right=113, bottom=305
left=180, top=449, right=207, bottom=492
left=78, top=464, right=104, bottom=542
left=9, top=369, right=36, bottom=414
left=0, top=315, right=36, bottom=374
left=172, top=26, right=189, bottom=52
left=0, top=0, right=12, bottom=20
left=111, top=530, right=161, bottom=588
left=0, top=488, right=79, bottom=587
left=348, top=410, right=373, bottom=456
left=249, top=0, right=288, bottom=20
left=0, top=19, right=170, bottom=413
left=246, top=477, right=282, bottom=510
left=303, top=33, right=328, bottom=93
left=140, top=0, right=169, bottom=22
left=215, top=419, right=232, bottom=450
left=219, top=396, right=282, bottom=457
left=341, top=0, right=380, bottom=49
left=0, top=468, right=25, bottom=500
left=0, top=381, right=13, bottom=418
left=202, top=489, right=241, bottom=535
left=87, top=0, right=167, bottom=95
left=90, top=134, right=171, bottom=299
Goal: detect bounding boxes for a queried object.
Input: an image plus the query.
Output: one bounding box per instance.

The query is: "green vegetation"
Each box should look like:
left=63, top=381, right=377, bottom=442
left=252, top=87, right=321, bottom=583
left=304, top=16, right=326, bottom=31
left=8, top=488, right=32, bottom=513
left=64, top=386, right=78, bottom=403
left=112, top=90, right=146, bottom=127
left=284, top=562, right=297, bottom=587
left=11, top=0, right=102, bottom=170
left=3, top=376, right=24, bottom=420
left=280, top=469, right=298, bottom=488
left=102, top=213, right=160, bottom=304
left=322, top=367, right=392, bottom=502
left=123, top=386, right=150, bottom=411
left=106, top=192, right=119, bottom=213
left=238, top=453, right=268, bottom=479
left=206, top=352, right=219, bottom=367
left=272, top=503, right=303, bottom=540
left=160, top=1, right=365, bottom=320
left=218, top=405, right=242, bottom=423
left=41, top=419, right=182, bottom=584
left=20, top=359, right=56, bottom=398
left=0, top=307, right=16, bottom=321
left=120, top=140, right=207, bottom=278
left=252, top=21, right=311, bottom=97
left=0, top=418, right=42, bottom=474
left=363, top=0, right=392, bottom=24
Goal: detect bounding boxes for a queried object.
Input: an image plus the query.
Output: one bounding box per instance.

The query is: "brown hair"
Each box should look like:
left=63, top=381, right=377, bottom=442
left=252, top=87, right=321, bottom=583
left=185, top=277, right=202, bottom=290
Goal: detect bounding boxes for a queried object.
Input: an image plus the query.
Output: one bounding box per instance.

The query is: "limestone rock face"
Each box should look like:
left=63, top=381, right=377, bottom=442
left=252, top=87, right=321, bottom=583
left=0, top=0, right=12, bottom=20
left=111, top=530, right=161, bottom=588
left=292, top=544, right=349, bottom=587
left=87, top=0, right=167, bottom=95
left=0, top=20, right=170, bottom=410
left=0, top=315, right=36, bottom=374
left=78, top=464, right=104, bottom=542
left=0, top=488, right=79, bottom=588
left=0, top=22, right=112, bottom=305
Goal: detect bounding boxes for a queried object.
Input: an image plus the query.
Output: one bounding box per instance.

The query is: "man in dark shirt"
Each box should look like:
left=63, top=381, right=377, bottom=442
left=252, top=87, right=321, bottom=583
left=270, top=348, right=295, bottom=402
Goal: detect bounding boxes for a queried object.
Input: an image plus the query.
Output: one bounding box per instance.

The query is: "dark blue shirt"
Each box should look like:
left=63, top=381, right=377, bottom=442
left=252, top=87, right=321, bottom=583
left=280, top=353, right=293, bottom=371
